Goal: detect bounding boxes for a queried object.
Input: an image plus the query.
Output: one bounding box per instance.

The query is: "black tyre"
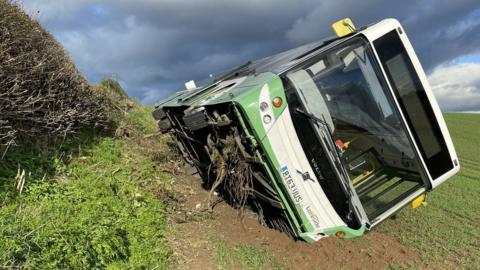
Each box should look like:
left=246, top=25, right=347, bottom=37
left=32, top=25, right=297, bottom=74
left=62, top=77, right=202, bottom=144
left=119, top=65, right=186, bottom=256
left=158, top=118, right=172, bottom=133
left=183, top=109, right=208, bottom=131
left=152, top=107, right=167, bottom=120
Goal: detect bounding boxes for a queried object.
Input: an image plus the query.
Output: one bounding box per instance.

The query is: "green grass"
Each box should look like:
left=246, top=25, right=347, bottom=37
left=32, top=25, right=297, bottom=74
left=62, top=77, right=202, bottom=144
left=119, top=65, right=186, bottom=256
left=92, top=78, right=158, bottom=135
left=210, top=237, right=288, bottom=270
left=0, top=103, right=174, bottom=269
left=378, top=113, right=480, bottom=268
left=124, top=105, right=158, bottom=134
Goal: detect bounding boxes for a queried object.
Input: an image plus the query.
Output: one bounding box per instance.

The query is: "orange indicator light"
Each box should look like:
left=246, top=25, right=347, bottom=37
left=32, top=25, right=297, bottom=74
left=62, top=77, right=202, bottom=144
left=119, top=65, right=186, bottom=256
left=272, top=97, right=283, bottom=108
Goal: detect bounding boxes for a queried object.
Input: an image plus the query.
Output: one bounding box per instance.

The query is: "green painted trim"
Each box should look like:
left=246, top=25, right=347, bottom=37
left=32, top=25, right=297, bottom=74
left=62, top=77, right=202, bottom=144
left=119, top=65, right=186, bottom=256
left=259, top=135, right=311, bottom=236
left=249, top=115, right=316, bottom=234
left=295, top=205, right=315, bottom=232
left=298, top=233, right=318, bottom=244
left=178, top=83, right=218, bottom=104
left=231, top=103, right=258, bottom=148
left=232, top=75, right=288, bottom=142
left=155, top=90, right=189, bottom=107
left=233, top=89, right=267, bottom=140
left=267, top=78, right=288, bottom=120
left=232, top=105, right=304, bottom=237
left=231, top=76, right=318, bottom=239
left=322, top=225, right=366, bottom=239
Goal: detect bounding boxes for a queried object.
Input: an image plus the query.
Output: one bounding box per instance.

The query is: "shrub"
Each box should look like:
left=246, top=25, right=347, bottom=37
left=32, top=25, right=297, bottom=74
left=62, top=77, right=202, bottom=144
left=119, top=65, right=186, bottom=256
left=0, top=0, right=108, bottom=158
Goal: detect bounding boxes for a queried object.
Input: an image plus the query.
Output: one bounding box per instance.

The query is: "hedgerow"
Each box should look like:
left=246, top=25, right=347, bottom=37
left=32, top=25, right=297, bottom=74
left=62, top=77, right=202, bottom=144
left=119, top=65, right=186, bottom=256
left=0, top=0, right=108, bottom=158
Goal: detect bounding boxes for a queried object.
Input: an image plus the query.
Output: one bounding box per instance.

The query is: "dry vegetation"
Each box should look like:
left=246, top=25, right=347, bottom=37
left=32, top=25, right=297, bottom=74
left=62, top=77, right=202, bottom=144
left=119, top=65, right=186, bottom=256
left=0, top=0, right=108, bottom=158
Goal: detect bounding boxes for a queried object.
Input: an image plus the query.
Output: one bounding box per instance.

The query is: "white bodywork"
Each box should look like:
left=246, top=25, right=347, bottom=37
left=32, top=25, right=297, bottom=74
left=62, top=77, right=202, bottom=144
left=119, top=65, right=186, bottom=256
left=260, top=84, right=345, bottom=240
left=361, top=18, right=460, bottom=188
left=256, top=19, right=460, bottom=234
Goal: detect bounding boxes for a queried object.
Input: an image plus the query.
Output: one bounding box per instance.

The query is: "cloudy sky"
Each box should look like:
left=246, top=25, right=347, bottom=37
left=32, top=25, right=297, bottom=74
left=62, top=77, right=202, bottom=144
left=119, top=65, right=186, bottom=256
left=21, top=0, right=480, bottom=111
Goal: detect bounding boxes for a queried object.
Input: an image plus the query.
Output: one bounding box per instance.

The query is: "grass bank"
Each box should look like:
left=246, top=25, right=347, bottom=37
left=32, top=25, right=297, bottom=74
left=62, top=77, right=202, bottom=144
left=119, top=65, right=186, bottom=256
left=0, top=91, right=175, bottom=269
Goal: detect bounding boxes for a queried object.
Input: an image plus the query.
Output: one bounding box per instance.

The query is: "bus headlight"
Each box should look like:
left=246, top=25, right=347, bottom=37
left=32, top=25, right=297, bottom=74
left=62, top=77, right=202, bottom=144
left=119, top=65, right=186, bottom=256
left=263, top=115, right=272, bottom=124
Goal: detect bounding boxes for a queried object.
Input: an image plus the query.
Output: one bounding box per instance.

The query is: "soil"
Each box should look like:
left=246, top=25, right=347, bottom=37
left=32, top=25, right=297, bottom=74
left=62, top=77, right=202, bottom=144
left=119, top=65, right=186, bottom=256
left=164, top=172, right=420, bottom=270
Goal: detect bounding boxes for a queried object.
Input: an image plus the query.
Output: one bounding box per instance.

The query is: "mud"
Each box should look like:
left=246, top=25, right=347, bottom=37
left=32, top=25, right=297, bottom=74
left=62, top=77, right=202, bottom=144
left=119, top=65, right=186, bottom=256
left=165, top=174, right=419, bottom=270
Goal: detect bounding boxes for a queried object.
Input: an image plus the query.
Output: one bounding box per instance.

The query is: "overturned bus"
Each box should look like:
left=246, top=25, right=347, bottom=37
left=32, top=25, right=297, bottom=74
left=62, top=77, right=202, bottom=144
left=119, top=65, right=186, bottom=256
left=153, top=18, right=460, bottom=242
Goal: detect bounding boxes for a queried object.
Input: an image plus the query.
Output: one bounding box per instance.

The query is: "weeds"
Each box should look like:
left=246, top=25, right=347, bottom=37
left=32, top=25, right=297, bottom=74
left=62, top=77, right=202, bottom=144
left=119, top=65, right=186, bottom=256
left=210, top=237, right=288, bottom=270
left=0, top=102, right=174, bottom=269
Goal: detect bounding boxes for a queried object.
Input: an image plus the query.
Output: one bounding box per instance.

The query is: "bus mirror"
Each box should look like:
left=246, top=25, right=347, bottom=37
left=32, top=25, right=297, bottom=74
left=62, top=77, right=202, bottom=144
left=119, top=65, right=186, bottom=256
left=332, top=18, right=356, bottom=38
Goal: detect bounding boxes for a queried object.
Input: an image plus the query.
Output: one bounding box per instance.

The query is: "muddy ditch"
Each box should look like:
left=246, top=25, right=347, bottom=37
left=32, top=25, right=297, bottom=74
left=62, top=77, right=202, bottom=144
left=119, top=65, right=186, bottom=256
left=159, top=168, right=420, bottom=270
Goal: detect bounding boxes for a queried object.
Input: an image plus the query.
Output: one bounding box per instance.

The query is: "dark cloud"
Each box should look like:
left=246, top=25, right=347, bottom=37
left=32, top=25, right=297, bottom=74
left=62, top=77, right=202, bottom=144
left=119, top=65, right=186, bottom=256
left=22, top=0, right=480, bottom=108
left=285, top=1, right=480, bottom=69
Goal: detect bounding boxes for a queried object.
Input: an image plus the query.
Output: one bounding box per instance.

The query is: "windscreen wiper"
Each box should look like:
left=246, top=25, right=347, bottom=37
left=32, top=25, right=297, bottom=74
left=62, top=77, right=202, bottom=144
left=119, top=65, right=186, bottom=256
left=295, top=108, right=340, bottom=155
left=295, top=108, right=331, bottom=130
left=295, top=108, right=353, bottom=190
left=295, top=107, right=362, bottom=223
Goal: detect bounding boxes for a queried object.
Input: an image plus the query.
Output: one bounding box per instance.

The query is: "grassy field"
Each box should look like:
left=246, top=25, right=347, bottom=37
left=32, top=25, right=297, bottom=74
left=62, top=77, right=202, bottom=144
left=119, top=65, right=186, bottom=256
left=378, top=113, right=480, bottom=269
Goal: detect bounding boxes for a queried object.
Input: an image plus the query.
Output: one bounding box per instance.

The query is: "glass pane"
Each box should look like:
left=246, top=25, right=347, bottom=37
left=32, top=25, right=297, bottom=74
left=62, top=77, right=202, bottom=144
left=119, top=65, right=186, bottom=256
left=285, top=38, right=424, bottom=219
left=386, top=54, right=441, bottom=158
left=374, top=30, right=453, bottom=180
